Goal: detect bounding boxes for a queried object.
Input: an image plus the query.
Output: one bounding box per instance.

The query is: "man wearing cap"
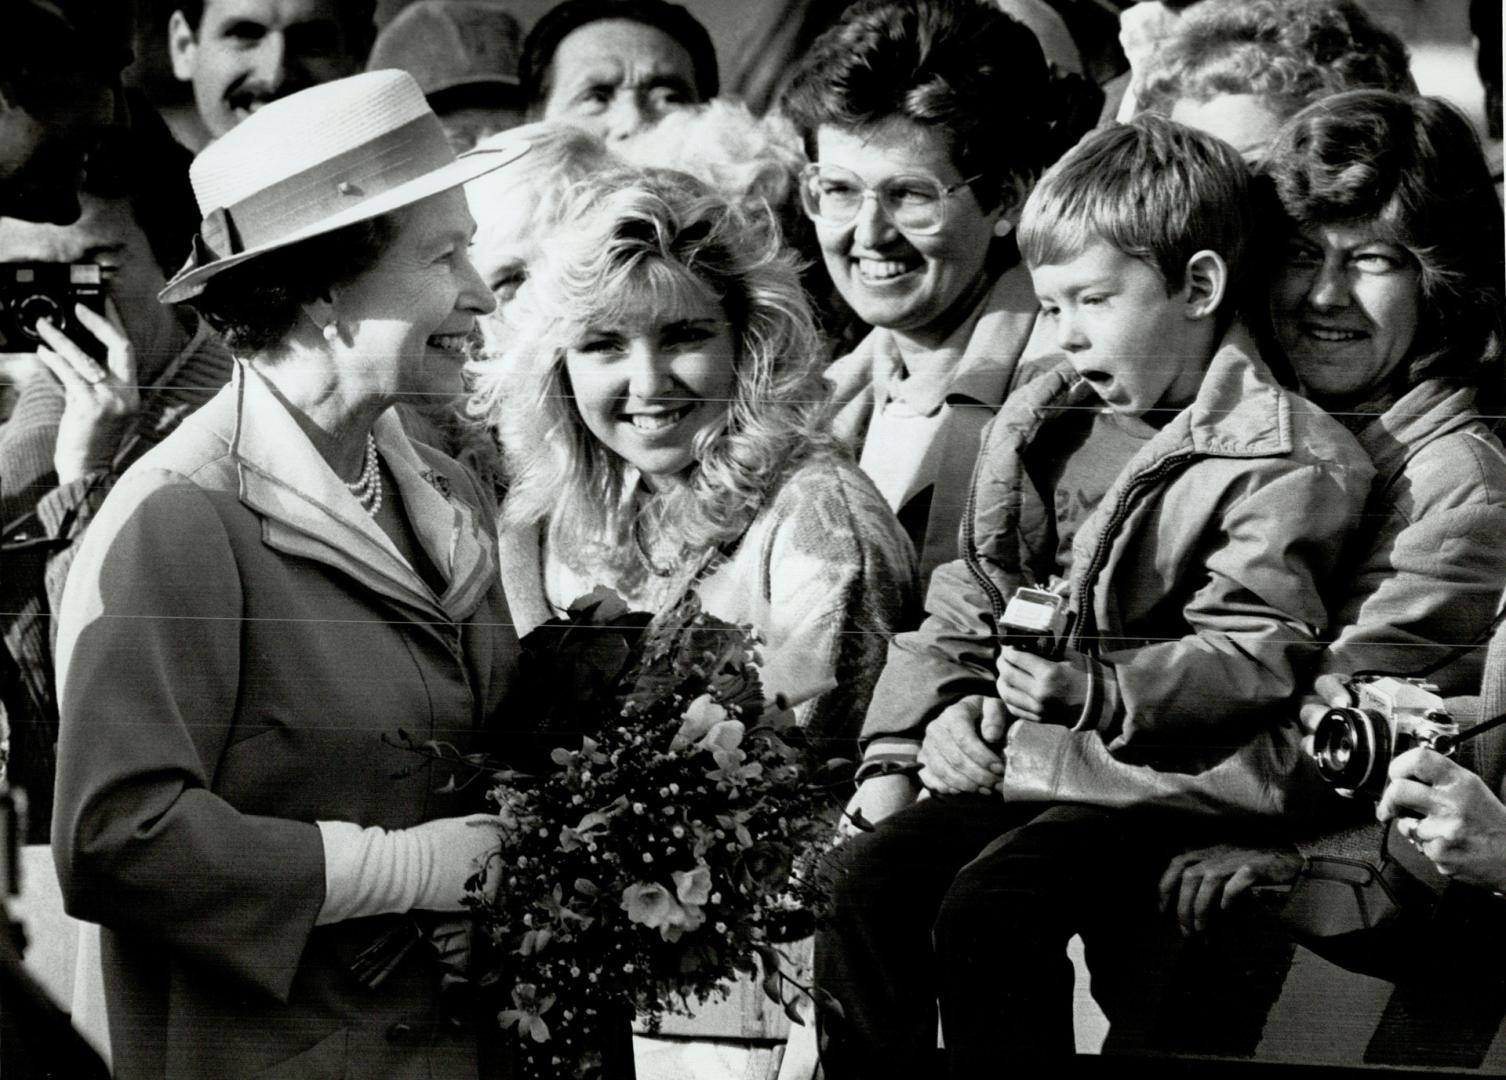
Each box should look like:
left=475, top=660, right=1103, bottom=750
left=520, top=0, right=718, bottom=143
left=0, top=1, right=130, bottom=225
left=369, top=0, right=526, bottom=152
left=165, top=0, right=374, bottom=151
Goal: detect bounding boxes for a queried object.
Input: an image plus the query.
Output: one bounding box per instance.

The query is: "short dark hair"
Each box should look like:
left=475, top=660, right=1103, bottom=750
left=83, top=90, right=197, bottom=276
left=779, top=0, right=1051, bottom=214
left=519, top=0, right=719, bottom=110
left=182, top=214, right=397, bottom=354
left=1139, top=0, right=1411, bottom=120
left=1263, top=89, right=1505, bottom=390
left=174, top=0, right=376, bottom=53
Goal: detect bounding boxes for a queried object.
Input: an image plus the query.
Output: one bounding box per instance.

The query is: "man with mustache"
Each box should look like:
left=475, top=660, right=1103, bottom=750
left=166, top=0, right=372, bottom=151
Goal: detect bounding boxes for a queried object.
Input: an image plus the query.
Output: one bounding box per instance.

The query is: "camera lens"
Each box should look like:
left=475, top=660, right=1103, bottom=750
left=15, top=293, right=62, bottom=340
left=1313, top=706, right=1385, bottom=793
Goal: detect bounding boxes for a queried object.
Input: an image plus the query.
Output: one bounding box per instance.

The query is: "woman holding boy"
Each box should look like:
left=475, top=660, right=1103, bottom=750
left=814, top=116, right=1375, bottom=1077
left=1161, top=90, right=1506, bottom=930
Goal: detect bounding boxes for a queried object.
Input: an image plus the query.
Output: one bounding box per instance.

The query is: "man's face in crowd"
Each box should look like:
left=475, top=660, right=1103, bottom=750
left=168, top=0, right=359, bottom=140
left=0, top=64, right=120, bottom=225
left=538, top=18, right=699, bottom=143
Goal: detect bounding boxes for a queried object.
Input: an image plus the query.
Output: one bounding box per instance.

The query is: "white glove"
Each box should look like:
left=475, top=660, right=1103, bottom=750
left=315, top=813, right=506, bottom=925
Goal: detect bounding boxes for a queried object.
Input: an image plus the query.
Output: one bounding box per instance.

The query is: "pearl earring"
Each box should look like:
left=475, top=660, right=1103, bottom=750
left=323, top=321, right=340, bottom=344
left=993, top=218, right=1015, bottom=238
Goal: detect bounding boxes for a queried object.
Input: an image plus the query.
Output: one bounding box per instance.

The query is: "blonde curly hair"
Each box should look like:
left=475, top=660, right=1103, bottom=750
left=469, top=167, right=833, bottom=589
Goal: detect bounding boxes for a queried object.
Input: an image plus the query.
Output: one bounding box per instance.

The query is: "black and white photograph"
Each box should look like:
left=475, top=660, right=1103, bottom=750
left=0, top=1, right=1502, bottom=1077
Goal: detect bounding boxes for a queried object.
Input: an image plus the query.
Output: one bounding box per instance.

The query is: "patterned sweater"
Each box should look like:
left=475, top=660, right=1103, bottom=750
left=499, top=449, right=920, bottom=758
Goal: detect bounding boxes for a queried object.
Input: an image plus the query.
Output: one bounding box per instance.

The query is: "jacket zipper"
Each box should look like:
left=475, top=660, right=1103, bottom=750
left=1066, top=452, right=1195, bottom=652
left=961, top=461, right=1009, bottom=625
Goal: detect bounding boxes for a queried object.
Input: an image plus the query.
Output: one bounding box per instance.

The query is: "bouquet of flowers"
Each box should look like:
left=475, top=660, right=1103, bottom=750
left=411, top=588, right=846, bottom=1078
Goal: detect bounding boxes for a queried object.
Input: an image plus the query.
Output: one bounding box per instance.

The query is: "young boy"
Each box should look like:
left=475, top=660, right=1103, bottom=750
left=814, top=116, right=1376, bottom=1078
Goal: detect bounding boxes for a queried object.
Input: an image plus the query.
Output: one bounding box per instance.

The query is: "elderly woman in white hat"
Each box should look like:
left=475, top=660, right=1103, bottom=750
left=50, top=71, right=527, bottom=1078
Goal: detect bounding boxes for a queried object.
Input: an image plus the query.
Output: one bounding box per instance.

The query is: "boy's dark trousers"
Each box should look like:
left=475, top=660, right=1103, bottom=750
left=814, top=795, right=1194, bottom=1079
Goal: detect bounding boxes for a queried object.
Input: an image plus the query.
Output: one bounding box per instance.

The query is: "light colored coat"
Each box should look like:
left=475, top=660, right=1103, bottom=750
left=1319, top=378, right=1506, bottom=694
left=824, top=261, right=1049, bottom=583
left=51, top=364, right=518, bottom=1079
left=499, top=450, right=918, bottom=757
left=860, top=328, right=1376, bottom=810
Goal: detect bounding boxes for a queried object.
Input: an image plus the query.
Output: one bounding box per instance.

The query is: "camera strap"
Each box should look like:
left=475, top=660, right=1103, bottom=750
left=1345, top=593, right=1506, bottom=753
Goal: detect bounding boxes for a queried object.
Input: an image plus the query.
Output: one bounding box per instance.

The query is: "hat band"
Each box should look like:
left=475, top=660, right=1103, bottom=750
left=194, top=112, right=453, bottom=265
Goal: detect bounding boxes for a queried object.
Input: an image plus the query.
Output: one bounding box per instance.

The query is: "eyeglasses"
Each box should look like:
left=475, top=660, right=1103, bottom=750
left=798, top=163, right=982, bottom=236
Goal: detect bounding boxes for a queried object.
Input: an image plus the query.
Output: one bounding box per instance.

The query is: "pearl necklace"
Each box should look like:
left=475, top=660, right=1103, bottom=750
left=346, top=433, right=383, bottom=517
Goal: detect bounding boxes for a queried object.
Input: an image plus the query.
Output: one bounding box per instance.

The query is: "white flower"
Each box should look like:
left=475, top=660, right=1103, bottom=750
left=620, top=882, right=677, bottom=931
left=672, top=694, right=728, bottom=749
left=620, top=881, right=707, bottom=942
left=698, top=719, right=745, bottom=754
left=673, top=864, right=712, bottom=907
left=662, top=898, right=706, bottom=941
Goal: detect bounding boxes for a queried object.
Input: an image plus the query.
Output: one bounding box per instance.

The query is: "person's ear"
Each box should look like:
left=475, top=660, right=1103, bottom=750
left=167, top=10, right=199, bottom=82
left=989, top=174, right=1032, bottom=237
left=1181, top=249, right=1227, bottom=320
left=302, top=293, right=341, bottom=344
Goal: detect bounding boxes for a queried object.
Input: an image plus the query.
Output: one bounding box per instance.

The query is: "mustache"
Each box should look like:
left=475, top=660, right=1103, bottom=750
left=223, top=78, right=312, bottom=113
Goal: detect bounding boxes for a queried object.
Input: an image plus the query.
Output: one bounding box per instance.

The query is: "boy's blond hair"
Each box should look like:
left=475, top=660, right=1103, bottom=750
left=1018, top=115, right=1254, bottom=300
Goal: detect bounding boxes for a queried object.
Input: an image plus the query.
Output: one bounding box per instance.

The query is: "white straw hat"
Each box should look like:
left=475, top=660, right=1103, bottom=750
left=160, top=69, right=528, bottom=303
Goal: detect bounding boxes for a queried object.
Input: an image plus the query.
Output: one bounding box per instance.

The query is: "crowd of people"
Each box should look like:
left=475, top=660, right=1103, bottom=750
left=0, top=0, right=1504, bottom=1077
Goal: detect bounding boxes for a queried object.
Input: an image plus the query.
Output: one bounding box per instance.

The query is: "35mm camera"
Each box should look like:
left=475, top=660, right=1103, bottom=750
left=1310, top=675, right=1460, bottom=799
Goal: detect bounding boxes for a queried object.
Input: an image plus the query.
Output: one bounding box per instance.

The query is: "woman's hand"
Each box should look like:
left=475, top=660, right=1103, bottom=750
left=994, top=646, right=1088, bottom=725
left=1378, top=748, right=1506, bottom=893
left=317, top=812, right=511, bottom=925
left=1297, top=673, right=1354, bottom=755
left=34, top=301, right=139, bottom=484
left=916, top=695, right=1007, bottom=796
left=838, top=773, right=919, bottom=837
left=1157, top=843, right=1304, bottom=936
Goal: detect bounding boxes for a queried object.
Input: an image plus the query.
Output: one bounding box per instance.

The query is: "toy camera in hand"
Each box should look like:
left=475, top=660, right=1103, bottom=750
left=1000, top=587, right=1070, bottom=659
left=0, top=263, right=106, bottom=359
left=1310, top=676, right=1460, bottom=799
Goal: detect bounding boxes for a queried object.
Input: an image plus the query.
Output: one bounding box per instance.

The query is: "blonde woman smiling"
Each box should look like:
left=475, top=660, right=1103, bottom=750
left=473, top=168, right=917, bottom=753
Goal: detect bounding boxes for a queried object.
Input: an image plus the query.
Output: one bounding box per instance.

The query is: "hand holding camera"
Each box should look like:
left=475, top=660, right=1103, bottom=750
left=995, top=648, right=1090, bottom=726
left=33, top=298, right=139, bottom=484
left=993, top=585, right=1085, bottom=725
left=1308, top=675, right=1460, bottom=800
left=0, top=262, right=106, bottom=360
left=1377, top=748, right=1506, bottom=893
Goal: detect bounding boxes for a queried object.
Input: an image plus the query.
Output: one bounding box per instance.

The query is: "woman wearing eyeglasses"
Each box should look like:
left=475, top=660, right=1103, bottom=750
left=782, top=0, right=1058, bottom=586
